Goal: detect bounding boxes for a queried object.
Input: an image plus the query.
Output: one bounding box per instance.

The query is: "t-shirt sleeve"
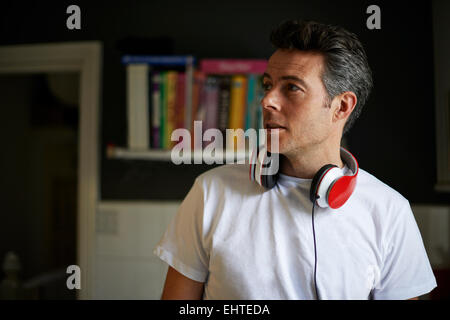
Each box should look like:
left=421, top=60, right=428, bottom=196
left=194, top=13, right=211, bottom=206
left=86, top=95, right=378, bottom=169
left=153, top=178, right=209, bottom=283
left=371, top=200, right=437, bottom=300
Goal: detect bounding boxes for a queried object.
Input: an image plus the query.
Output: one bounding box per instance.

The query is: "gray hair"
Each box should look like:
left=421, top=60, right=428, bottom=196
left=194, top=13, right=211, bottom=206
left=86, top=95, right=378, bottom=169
left=270, top=20, right=373, bottom=135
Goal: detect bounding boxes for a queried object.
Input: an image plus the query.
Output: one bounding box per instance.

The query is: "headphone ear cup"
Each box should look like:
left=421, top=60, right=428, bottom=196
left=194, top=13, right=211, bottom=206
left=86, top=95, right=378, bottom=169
left=310, top=164, right=338, bottom=203
left=263, top=170, right=278, bottom=189
left=327, top=175, right=357, bottom=209
left=250, top=146, right=265, bottom=187
left=251, top=146, right=279, bottom=189
left=249, top=147, right=257, bottom=182
left=261, top=151, right=279, bottom=189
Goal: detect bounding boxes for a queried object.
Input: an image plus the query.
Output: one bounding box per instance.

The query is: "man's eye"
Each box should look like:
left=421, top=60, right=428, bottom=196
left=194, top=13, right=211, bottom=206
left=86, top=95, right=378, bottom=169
left=262, top=83, right=272, bottom=91
left=287, top=83, right=300, bottom=91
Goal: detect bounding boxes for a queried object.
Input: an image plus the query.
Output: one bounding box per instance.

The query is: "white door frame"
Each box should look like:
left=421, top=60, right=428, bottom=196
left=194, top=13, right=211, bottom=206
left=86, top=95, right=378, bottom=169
left=0, top=42, right=102, bottom=299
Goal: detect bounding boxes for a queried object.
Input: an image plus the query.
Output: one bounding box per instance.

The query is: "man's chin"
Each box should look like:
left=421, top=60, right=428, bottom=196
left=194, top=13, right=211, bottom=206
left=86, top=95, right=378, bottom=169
left=265, top=129, right=286, bottom=154
left=266, top=143, right=284, bottom=154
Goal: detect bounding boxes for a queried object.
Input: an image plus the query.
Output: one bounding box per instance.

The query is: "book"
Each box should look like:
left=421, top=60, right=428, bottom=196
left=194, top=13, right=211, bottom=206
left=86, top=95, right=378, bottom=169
left=174, top=72, right=186, bottom=130
left=202, top=76, right=220, bottom=148
left=122, top=55, right=195, bottom=150
left=244, top=74, right=256, bottom=131
left=184, top=56, right=194, bottom=132
left=166, top=71, right=178, bottom=148
left=217, top=76, right=231, bottom=135
left=195, top=77, right=209, bottom=148
left=228, top=75, right=248, bottom=130
left=151, top=72, right=161, bottom=148
left=228, top=75, right=248, bottom=151
left=126, top=63, right=149, bottom=150
left=191, top=71, right=206, bottom=151
left=159, top=71, right=168, bottom=149
left=256, top=75, right=264, bottom=129
left=122, top=55, right=194, bottom=66
left=200, top=59, right=267, bottom=74
left=255, top=75, right=265, bottom=145
left=191, top=71, right=206, bottom=124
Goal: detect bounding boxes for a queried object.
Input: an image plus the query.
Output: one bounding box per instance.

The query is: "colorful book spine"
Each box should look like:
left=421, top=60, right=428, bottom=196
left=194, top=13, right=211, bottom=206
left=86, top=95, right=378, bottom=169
left=175, top=72, right=186, bottom=130
left=203, top=76, right=220, bottom=130
left=122, top=55, right=194, bottom=66
left=256, top=75, right=265, bottom=145
left=244, top=74, right=256, bottom=131
left=228, top=75, right=248, bottom=130
left=191, top=71, right=205, bottom=123
left=126, top=63, right=150, bottom=150
left=256, top=75, right=264, bottom=129
left=217, top=76, right=231, bottom=135
left=184, top=56, right=194, bottom=132
left=191, top=71, right=206, bottom=151
left=228, top=75, right=248, bottom=151
left=151, top=72, right=161, bottom=149
left=200, top=59, right=267, bottom=74
left=202, top=76, right=220, bottom=148
left=159, top=71, right=167, bottom=149
left=166, top=71, right=178, bottom=148
left=195, top=77, right=208, bottom=142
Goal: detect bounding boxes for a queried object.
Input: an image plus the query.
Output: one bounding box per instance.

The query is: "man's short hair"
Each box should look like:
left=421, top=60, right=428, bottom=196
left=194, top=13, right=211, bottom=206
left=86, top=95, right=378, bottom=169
left=270, top=20, right=373, bottom=135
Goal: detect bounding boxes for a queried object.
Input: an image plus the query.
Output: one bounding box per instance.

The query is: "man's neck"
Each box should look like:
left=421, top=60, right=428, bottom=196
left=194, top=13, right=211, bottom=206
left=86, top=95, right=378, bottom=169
left=280, top=141, right=345, bottom=179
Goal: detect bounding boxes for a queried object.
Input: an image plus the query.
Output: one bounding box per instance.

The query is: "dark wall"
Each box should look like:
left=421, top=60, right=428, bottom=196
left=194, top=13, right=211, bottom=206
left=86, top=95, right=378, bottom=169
left=1, top=0, right=448, bottom=203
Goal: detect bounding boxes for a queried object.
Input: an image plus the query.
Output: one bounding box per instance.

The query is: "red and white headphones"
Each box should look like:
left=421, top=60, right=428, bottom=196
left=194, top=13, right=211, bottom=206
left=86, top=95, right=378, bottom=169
left=249, top=146, right=359, bottom=209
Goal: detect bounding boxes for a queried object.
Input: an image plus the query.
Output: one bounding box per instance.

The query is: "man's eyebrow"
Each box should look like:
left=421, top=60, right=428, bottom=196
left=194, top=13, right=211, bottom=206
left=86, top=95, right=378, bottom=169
left=262, top=73, right=309, bottom=90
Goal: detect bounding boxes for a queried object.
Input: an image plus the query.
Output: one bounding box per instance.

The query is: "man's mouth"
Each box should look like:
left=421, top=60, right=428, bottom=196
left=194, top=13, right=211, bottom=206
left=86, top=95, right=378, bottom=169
left=264, top=122, right=287, bottom=131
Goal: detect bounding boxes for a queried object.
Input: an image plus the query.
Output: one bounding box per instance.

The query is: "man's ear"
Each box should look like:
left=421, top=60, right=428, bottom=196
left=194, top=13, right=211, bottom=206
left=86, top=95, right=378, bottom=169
left=333, top=91, right=357, bottom=122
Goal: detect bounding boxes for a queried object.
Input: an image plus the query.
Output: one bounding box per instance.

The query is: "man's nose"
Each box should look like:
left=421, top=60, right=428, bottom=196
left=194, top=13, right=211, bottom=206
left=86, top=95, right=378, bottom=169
left=261, top=89, right=281, bottom=112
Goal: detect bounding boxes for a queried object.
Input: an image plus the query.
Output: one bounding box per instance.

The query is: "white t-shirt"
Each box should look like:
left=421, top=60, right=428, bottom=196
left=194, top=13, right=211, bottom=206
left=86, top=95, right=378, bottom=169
left=153, top=163, right=437, bottom=300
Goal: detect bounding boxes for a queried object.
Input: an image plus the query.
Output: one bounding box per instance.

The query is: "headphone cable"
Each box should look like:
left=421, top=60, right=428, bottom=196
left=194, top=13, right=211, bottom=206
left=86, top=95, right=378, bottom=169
left=312, top=196, right=320, bottom=300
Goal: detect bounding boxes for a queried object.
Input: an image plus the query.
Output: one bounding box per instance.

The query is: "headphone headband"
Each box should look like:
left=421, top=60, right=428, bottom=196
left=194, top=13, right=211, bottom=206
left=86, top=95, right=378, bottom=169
left=339, top=147, right=358, bottom=177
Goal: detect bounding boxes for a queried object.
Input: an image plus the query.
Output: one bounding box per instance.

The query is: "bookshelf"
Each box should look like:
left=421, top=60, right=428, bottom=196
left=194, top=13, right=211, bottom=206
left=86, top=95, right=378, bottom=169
left=107, top=56, right=267, bottom=163
left=107, top=145, right=250, bottom=162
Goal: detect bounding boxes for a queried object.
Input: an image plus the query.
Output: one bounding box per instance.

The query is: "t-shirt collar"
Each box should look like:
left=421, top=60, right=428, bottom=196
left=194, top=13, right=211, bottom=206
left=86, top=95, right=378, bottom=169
left=277, top=164, right=351, bottom=188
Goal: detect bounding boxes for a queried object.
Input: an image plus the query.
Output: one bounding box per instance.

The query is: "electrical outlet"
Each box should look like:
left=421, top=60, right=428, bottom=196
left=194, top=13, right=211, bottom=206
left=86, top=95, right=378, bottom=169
left=96, top=209, right=118, bottom=235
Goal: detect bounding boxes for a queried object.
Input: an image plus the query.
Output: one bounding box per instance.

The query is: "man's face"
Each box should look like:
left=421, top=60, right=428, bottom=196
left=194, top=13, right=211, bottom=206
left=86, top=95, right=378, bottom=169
left=262, top=49, right=335, bottom=156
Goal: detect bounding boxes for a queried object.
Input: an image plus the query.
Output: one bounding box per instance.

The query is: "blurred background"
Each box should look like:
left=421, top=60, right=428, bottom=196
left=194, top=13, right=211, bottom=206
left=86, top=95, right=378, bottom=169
left=0, top=0, right=449, bottom=299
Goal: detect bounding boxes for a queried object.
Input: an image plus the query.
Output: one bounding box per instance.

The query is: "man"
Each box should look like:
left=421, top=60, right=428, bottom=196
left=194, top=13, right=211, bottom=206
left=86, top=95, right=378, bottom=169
left=153, top=20, right=436, bottom=299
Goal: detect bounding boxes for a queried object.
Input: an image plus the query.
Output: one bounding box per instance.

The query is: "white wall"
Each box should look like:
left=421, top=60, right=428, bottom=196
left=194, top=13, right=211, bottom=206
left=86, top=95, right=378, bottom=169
left=92, top=201, right=449, bottom=299
left=93, top=201, right=180, bottom=299
left=412, top=205, right=450, bottom=268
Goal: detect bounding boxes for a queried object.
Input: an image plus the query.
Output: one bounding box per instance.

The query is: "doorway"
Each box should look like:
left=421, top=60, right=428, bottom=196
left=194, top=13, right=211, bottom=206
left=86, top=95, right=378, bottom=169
left=0, top=73, right=79, bottom=299
left=0, top=42, right=102, bottom=299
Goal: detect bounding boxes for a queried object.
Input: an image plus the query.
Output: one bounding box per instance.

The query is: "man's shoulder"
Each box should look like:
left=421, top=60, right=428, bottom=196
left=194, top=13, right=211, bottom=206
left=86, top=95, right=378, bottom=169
left=195, top=163, right=253, bottom=191
left=356, top=167, right=410, bottom=208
